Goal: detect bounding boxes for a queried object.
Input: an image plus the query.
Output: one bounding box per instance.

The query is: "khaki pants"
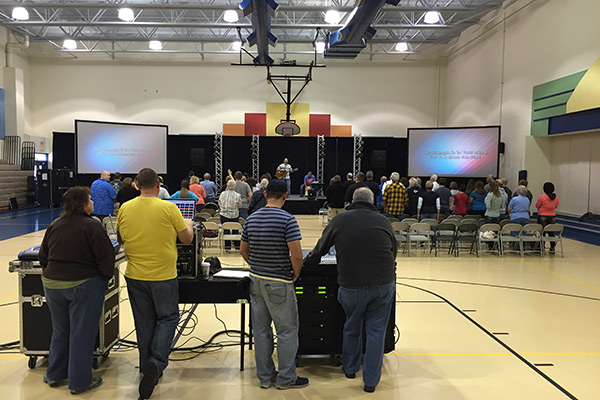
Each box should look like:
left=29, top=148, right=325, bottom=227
left=328, top=207, right=344, bottom=221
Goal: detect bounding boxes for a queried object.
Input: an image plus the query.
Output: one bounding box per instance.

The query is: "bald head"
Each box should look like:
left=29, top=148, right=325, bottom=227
left=101, top=171, right=111, bottom=181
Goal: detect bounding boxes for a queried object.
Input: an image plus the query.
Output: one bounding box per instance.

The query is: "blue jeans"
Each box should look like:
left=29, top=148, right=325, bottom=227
left=420, top=213, right=437, bottom=221
left=337, top=281, right=395, bottom=388
left=510, top=217, right=530, bottom=237
left=284, top=178, right=291, bottom=195
left=249, top=276, right=299, bottom=388
left=44, top=275, right=108, bottom=392
left=238, top=208, right=248, bottom=220
left=126, top=277, right=179, bottom=374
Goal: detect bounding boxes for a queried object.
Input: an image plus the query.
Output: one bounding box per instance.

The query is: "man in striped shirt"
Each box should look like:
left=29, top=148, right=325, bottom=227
left=240, top=179, right=308, bottom=390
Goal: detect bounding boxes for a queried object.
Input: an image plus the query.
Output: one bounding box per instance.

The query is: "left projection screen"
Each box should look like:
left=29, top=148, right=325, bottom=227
left=76, top=120, right=168, bottom=174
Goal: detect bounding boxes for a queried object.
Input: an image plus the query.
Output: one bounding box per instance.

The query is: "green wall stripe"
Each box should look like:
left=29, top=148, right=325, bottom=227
left=531, top=70, right=587, bottom=137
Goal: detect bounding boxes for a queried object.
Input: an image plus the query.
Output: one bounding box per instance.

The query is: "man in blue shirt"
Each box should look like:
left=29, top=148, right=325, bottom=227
left=90, top=170, right=116, bottom=220
left=200, top=173, right=218, bottom=204
left=240, top=179, right=308, bottom=390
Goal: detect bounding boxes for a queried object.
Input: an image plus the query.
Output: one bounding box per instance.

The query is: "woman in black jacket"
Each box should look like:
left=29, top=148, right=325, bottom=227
left=39, top=186, right=115, bottom=394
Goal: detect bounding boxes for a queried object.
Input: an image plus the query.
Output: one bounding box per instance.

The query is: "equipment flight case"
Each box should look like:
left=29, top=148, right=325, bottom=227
left=9, top=251, right=125, bottom=369
left=295, top=253, right=395, bottom=366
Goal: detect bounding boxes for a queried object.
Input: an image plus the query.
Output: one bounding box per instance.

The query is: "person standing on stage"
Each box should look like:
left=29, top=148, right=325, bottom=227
left=117, top=168, right=194, bottom=400
left=240, top=179, right=308, bottom=390
left=277, top=157, right=296, bottom=195
left=90, top=170, right=116, bottom=220
left=304, top=188, right=396, bottom=393
left=39, top=186, right=115, bottom=395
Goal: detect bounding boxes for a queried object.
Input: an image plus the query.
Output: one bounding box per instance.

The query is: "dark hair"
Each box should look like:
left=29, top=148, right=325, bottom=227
left=234, top=171, right=243, bottom=180
left=355, top=172, right=366, bottom=182
left=449, top=181, right=458, bottom=190
left=137, top=168, right=159, bottom=189
left=113, top=172, right=121, bottom=180
left=459, top=184, right=467, bottom=192
left=365, top=170, right=374, bottom=180
left=519, top=179, right=528, bottom=187
left=180, top=179, right=190, bottom=198
left=543, top=182, right=555, bottom=195
left=188, top=170, right=196, bottom=178
left=474, top=180, right=486, bottom=194
left=489, top=180, right=501, bottom=197
left=266, top=191, right=285, bottom=200
left=123, top=177, right=133, bottom=187
left=400, top=177, right=409, bottom=187
left=330, top=175, right=341, bottom=185
left=466, top=179, right=475, bottom=194
left=438, top=177, right=446, bottom=186
left=247, top=177, right=257, bottom=189
left=61, top=186, right=91, bottom=217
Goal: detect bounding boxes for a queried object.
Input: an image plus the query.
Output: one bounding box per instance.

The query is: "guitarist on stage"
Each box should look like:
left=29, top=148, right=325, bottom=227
left=276, top=157, right=298, bottom=195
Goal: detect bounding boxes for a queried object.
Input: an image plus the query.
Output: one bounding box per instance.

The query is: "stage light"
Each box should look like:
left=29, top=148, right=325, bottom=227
left=223, top=10, right=239, bottom=23
left=395, top=42, right=409, bottom=52
left=324, top=10, right=339, bottom=24
left=118, top=8, right=135, bottom=22
left=12, top=7, right=29, bottom=21
left=424, top=11, right=440, bottom=24
left=63, top=39, right=77, bottom=50
left=149, top=40, right=162, bottom=50
left=232, top=41, right=242, bottom=51
left=315, top=41, right=326, bottom=53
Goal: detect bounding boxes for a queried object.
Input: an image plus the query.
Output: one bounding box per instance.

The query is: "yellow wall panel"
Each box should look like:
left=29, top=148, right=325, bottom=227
left=567, top=56, right=600, bottom=113
left=266, top=102, right=310, bottom=137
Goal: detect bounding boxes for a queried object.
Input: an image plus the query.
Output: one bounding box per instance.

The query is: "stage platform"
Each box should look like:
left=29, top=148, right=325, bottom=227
left=282, top=195, right=326, bottom=215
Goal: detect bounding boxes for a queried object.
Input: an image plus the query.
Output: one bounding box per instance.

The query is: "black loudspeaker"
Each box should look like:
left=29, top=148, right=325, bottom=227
left=518, top=170, right=527, bottom=181
left=9, top=197, right=18, bottom=210
left=37, top=169, right=52, bottom=207
left=499, top=142, right=505, bottom=153
left=190, top=148, right=205, bottom=167
left=371, top=150, right=386, bottom=168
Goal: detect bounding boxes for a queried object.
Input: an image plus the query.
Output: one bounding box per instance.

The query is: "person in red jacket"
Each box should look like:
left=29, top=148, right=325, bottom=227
left=535, top=182, right=559, bottom=253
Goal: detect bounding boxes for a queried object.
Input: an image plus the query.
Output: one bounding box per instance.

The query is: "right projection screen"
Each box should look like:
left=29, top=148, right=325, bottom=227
left=408, top=126, right=500, bottom=178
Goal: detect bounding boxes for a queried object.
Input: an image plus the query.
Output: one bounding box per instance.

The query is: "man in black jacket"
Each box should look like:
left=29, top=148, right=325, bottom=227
left=304, top=188, right=396, bottom=393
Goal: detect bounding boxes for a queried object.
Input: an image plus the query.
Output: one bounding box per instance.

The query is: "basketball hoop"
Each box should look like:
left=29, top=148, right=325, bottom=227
left=275, top=121, right=301, bottom=137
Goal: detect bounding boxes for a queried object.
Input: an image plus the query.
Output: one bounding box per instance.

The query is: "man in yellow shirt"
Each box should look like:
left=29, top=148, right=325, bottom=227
left=117, top=168, right=193, bottom=400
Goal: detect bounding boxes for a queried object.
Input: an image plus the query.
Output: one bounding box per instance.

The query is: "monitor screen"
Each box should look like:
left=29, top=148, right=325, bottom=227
left=163, top=199, right=196, bottom=220
left=407, top=126, right=500, bottom=177
left=75, top=120, right=168, bottom=174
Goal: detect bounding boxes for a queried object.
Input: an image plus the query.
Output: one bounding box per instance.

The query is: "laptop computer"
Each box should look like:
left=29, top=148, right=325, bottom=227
left=163, top=199, right=196, bottom=220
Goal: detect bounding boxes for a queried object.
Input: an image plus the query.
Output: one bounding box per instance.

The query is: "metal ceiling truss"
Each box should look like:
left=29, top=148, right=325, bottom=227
left=0, top=1, right=504, bottom=59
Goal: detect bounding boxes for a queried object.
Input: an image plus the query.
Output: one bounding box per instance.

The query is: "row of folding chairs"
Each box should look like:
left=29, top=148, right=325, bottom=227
left=391, top=220, right=564, bottom=257
left=201, top=221, right=244, bottom=253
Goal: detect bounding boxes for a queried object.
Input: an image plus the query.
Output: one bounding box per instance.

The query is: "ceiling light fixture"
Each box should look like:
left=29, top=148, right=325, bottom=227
left=63, top=39, right=77, bottom=50
left=424, top=11, right=440, bottom=24
left=118, top=8, right=135, bottom=22
left=223, top=10, right=239, bottom=23
left=324, top=10, right=339, bottom=24
left=395, top=42, right=409, bottom=52
left=12, top=7, right=29, bottom=21
left=149, top=40, right=162, bottom=50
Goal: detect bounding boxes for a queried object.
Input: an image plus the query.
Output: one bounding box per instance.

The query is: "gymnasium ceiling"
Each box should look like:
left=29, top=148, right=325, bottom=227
left=0, top=1, right=506, bottom=62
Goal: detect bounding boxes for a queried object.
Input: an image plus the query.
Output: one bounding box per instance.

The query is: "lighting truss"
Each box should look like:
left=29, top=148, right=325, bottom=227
left=214, top=132, right=223, bottom=196
left=316, top=135, right=326, bottom=196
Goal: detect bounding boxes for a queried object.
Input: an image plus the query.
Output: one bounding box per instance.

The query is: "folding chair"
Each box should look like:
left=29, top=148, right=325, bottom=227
left=202, top=208, right=217, bottom=216
left=499, top=223, right=523, bottom=256
left=102, top=216, right=118, bottom=241
left=201, top=221, right=221, bottom=252
left=208, top=216, right=221, bottom=224
left=434, top=222, right=456, bottom=256
left=521, top=223, right=543, bottom=256
left=407, top=222, right=433, bottom=256
left=221, top=222, right=242, bottom=252
left=454, top=222, right=479, bottom=257
left=402, top=218, right=419, bottom=227
left=541, top=223, right=564, bottom=257
left=391, top=221, right=410, bottom=254
left=388, top=217, right=400, bottom=224
left=478, top=223, right=501, bottom=255
left=319, top=201, right=329, bottom=227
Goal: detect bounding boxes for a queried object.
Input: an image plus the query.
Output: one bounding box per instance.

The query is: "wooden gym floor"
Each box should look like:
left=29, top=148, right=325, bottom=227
left=0, top=212, right=598, bottom=399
